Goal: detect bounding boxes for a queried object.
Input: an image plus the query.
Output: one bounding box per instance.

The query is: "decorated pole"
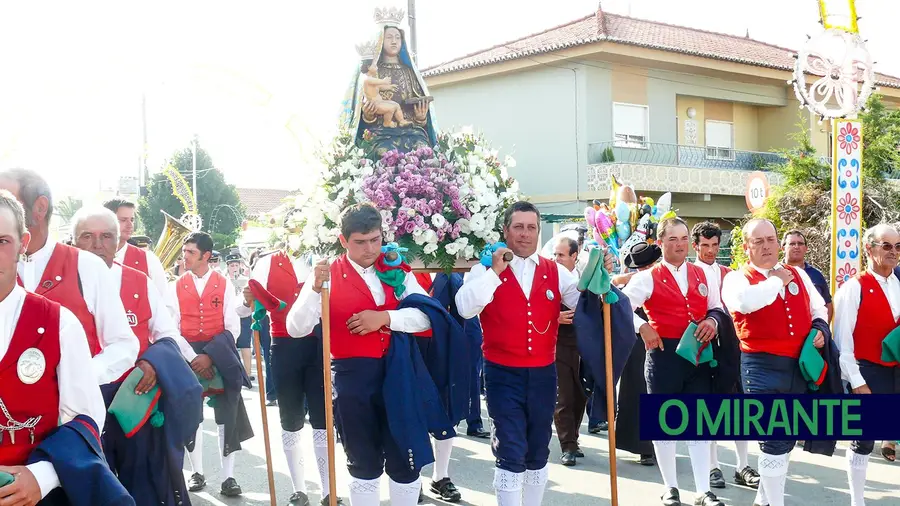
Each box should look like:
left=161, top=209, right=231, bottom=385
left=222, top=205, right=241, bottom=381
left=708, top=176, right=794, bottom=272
left=791, top=0, right=874, bottom=293
left=320, top=280, right=339, bottom=506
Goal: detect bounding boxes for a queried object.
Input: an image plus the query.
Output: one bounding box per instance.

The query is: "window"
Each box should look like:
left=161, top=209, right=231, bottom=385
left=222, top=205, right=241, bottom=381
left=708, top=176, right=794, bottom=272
left=705, top=120, right=734, bottom=160
left=614, top=103, right=648, bottom=148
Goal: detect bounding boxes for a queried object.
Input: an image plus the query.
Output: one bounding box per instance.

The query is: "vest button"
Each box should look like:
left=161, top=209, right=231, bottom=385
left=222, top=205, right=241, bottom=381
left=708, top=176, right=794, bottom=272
left=527, top=338, right=532, bottom=342
left=279, top=263, right=283, bottom=267
left=528, top=321, right=532, bottom=325
left=790, top=332, right=794, bottom=336
left=133, top=293, right=139, bottom=299
left=788, top=315, right=792, bottom=319
left=200, top=303, right=203, bottom=307
left=786, top=308, right=790, bottom=312
left=527, top=303, right=531, bottom=307
left=55, top=275, right=62, bottom=281
left=528, top=329, right=532, bottom=334
left=37, top=327, right=45, bottom=334
left=528, top=346, right=532, bottom=351
left=788, top=324, right=792, bottom=328
left=527, top=312, right=532, bottom=316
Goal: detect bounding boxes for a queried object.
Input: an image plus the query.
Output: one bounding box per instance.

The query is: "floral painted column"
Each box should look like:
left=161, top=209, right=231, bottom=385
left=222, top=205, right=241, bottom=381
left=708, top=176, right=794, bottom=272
left=833, top=121, right=862, bottom=287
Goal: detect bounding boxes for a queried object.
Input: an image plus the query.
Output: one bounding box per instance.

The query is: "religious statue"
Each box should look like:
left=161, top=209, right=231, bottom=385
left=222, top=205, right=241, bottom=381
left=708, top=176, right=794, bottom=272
left=341, top=7, right=437, bottom=155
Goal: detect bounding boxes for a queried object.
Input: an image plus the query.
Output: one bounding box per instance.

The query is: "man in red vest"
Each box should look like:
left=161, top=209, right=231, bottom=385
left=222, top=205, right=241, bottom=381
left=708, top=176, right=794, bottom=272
left=287, top=203, right=431, bottom=506
left=834, top=223, right=900, bottom=506
left=239, top=249, right=343, bottom=506
left=454, top=201, right=608, bottom=506
left=623, top=217, right=725, bottom=506
left=168, top=232, right=244, bottom=496
left=0, top=189, right=107, bottom=505
left=722, top=218, right=828, bottom=506
left=0, top=168, right=139, bottom=386
left=691, top=221, right=760, bottom=491
left=103, top=198, right=170, bottom=304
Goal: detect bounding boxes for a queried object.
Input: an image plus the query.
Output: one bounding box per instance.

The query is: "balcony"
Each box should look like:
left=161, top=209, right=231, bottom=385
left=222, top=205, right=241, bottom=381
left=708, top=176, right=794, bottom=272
left=587, top=141, right=785, bottom=171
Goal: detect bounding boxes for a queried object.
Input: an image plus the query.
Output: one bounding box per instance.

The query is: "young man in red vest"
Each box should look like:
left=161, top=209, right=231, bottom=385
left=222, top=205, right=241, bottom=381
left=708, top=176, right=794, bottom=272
left=0, top=168, right=139, bottom=386
left=168, top=232, right=244, bottom=496
left=239, top=250, right=343, bottom=506
left=834, top=224, right=900, bottom=506
left=104, top=198, right=170, bottom=305
left=455, top=201, right=606, bottom=506
left=287, top=203, right=431, bottom=506
left=691, top=221, right=760, bottom=491
left=722, top=218, right=828, bottom=506
left=0, top=189, right=107, bottom=505
left=623, top=217, right=725, bottom=506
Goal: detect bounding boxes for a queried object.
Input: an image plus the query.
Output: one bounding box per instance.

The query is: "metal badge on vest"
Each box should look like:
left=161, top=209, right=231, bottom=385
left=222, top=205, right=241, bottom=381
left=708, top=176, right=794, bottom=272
left=119, top=264, right=152, bottom=355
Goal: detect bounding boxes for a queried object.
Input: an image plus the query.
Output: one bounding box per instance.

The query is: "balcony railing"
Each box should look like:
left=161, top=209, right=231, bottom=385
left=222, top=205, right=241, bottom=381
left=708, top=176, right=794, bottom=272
left=588, top=141, right=785, bottom=171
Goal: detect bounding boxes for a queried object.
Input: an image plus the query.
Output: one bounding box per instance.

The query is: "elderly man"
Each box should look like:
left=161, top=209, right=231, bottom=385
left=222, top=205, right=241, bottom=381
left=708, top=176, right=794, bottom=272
left=103, top=198, right=169, bottom=303
left=783, top=230, right=833, bottom=322
left=722, top=219, right=828, bottom=506
left=623, top=217, right=725, bottom=506
left=834, top=224, right=900, bottom=506
left=0, top=168, right=138, bottom=386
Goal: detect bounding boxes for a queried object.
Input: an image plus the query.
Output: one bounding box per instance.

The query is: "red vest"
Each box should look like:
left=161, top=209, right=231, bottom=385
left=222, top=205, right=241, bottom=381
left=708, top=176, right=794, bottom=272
left=328, top=255, right=398, bottom=359
left=176, top=270, right=227, bottom=342
left=0, top=293, right=62, bottom=466
left=732, top=265, right=813, bottom=358
left=123, top=244, right=149, bottom=276
left=119, top=264, right=152, bottom=356
left=413, top=273, right=434, bottom=338
left=852, top=272, right=899, bottom=367
left=34, top=244, right=101, bottom=356
left=480, top=257, right=561, bottom=368
left=266, top=252, right=301, bottom=338
left=643, top=263, right=709, bottom=338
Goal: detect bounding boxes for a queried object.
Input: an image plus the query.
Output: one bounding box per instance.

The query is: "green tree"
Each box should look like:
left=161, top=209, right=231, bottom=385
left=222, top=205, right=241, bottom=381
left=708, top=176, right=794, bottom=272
left=138, top=143, right=245, bottom=250
left=56, top=197, right=83, bottom=225
left=731, top=94, right=900, bottom=273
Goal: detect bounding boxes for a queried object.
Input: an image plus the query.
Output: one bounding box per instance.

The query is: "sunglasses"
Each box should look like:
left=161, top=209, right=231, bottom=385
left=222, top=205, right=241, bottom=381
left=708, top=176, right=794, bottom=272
left=873, top=242, right=900, bottom=252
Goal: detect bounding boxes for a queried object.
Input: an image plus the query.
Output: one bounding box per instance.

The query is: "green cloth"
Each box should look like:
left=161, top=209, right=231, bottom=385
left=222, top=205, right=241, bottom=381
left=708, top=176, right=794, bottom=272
left=375, top=268, right=407, bottom=299
left=881, top=325, right=900, bottom=364
left=197, top=367, right=224, bottom=395
left=675, top=322, right=717, bottom=367
left=577, top=248, right=618, bottom=303
left=0, top=472, right=14, bottom=488
left=799, top=329, right=827, bottom=391
left=251, top=299, right=285, bottom=331
left=107, top=368, right=164, bottom=437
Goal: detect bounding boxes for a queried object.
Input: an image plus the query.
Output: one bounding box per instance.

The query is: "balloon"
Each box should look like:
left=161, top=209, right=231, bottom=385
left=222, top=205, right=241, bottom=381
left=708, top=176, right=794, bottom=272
left=615, top=200, right=631, bottom=222
left=609, top=175, right=621, bottom=210
left=655, top=192, right=672, bottom=218
left=617, top=184, right=637, bottom=205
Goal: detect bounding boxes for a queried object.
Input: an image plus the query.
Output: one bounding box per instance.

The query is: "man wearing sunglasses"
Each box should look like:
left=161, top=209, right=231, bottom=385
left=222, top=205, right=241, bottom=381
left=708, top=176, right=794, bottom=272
left=833, top=224, right=900, bottom=506
left=783, top=230, right=833, bottom=322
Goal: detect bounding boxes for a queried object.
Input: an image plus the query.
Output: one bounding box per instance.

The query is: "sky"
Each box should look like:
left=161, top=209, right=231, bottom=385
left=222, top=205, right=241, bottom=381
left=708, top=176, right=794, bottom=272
left=0, top=0, right=898, bottom=201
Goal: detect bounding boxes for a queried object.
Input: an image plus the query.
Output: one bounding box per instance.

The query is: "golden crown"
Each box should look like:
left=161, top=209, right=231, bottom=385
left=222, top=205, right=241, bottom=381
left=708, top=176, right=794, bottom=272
left=374, top=6, right=405, bottom=27
left=355, top=37, right=380, bottom=60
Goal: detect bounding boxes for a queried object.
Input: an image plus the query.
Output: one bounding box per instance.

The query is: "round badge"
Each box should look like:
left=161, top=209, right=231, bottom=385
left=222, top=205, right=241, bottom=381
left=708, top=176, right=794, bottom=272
left=546, top=289, right=555, bottom=301
left=698, top=283, right=708, bottom=297
left=788, top=281, right=800, bottom=296
left=125, top=310, right=138, bottom=327
left=17, top=348, right=46, bottom=385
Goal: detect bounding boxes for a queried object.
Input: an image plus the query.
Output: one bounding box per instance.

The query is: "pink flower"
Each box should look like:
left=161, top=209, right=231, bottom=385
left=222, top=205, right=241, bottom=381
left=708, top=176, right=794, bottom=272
left=404, top=221, right=417, bottom=234
left=836, top=264, right=857, bottom=286
left=837, top=194, right=860, bottom=225
left=838, top=123, right=860, bottom=155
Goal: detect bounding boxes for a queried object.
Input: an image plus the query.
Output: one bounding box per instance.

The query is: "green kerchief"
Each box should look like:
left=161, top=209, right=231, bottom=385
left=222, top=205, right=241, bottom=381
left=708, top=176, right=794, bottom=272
left=798, top=329, right=827, bottom=391
left=675, top=322, right=717, bottom=367
left=881, top=325, right=900, bottom=364
left=251, top=300, right=285, bottom=331
left=107, top=368, right=164, bottom=437
left=0, top=472, right=14, bottom=488
left=577, top=248, right=618, bottom=303
left=375, top=268, right=407, bottom=299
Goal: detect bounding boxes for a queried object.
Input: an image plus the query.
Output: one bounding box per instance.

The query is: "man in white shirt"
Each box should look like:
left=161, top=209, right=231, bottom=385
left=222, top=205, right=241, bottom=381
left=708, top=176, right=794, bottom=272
left=623, top=217, right=724, bottom=506
left=0, top=189, right=107, bottom=505
left=833, top=224, right=900, bottom=506
left=103, top=198, right=170, bottom=304
left=0, top=168, right=139, bottom=386
left=690, top=221, right=759, bottom=491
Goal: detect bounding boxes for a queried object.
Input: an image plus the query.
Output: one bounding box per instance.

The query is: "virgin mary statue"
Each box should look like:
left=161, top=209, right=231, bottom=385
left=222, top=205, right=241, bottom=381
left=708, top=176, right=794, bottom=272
left=339, top=7, right=437, bottom=154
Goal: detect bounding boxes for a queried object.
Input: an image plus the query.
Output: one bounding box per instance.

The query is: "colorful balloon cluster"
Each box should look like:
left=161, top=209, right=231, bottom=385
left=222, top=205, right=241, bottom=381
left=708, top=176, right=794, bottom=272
left=583, top=175, right=676, bottom=260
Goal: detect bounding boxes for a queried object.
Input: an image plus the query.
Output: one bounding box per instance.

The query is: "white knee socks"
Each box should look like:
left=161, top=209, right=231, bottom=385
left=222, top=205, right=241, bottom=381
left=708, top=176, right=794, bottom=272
left=686, top=440, right=711, bottom=494
left=348, top=477, right=380, bottom=506
left=847, top=450, right=869, bottom=506
left=388, top=479, right=421, bottom=506
left=523, top=465, right=549, bottom=506
left=189, top=426, right=204, bottom=475
left=758, top=452, right=789, bottom=506
left=653, top=440, right=679, bottom=489
left=313, top=429, right=332, bottom=497
left=710, top=441, right=720, bottom=470
left=735, top=440, right=750, bottom=470
left=432, top=437, right=454, bottom=482
left=282, top=429, right=306, bottom=494
left=493, top=468, right=523, bottom=506
left=218, top=424, right=236, bottom=479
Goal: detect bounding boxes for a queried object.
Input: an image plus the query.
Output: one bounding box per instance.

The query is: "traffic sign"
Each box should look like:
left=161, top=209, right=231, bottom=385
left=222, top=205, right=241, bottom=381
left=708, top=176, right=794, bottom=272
left=745, top=171, right=770, bottom=213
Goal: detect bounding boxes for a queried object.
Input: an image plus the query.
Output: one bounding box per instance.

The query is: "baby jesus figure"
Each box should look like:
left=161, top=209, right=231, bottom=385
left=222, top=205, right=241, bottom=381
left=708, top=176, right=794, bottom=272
left=361, top=63, right=411, bottom=128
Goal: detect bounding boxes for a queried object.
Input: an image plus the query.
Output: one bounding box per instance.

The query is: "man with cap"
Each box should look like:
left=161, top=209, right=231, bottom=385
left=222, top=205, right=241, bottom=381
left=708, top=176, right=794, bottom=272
left=721, top=218, right=828, bottom=506
left=622, top=217, right=725, bottom=506
left=834, top=224, right=900, bottom=506
left=691, top=221, right=760, bottom=490
left=104, top=198, right=169, bottom=304
left=0, top=168, right=139, bottom=387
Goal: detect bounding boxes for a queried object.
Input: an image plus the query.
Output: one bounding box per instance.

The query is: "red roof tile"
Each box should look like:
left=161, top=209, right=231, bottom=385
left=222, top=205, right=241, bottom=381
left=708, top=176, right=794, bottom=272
left=235, top=187, right=296, bottom=217
left=422, top=10, right=900, bottom=89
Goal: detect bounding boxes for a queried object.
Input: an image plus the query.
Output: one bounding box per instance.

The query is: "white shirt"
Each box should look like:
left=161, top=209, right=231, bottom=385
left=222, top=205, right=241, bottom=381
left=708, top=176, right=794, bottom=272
left=167, top=268, right=241, bottom=340
left=693, top=259, right=726, bottom=298
left=0, top=286, right=107, bottom=499
left=721, top=262, right=828, bottom=321
left=833, top=269, right=900, bottom=388
left=18, top=240, right=140, bottom=385
left=455, top=252, right=580, bottom=320
left=287, top=257, right=431, bottom=338
left=235, top=253, right=311, bottom=319
left=111, top=263, right=197, bottom=362
left=115, top=244, right=169, bottom=309
left=623, top=259, right=723, bottom=330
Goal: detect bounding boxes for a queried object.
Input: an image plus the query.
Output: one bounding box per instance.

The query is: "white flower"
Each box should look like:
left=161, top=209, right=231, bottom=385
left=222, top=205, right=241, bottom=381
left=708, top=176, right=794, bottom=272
left=431, top=214, right=446, bottom=228
left=423, top=229, right=438, bottom=245
left=423, top=243, right=438, bottom=255
left=504, top=155, right=516, bottom=168
left=469, top=214, right=486, bottom=235
left=463, top=245, right=475, bottom=259
left=445, top=242, right=462, bottom=255
left=487, top=231, right=501, bottom=243
left=407, top=208, right=416, bottom=217
left=384, top=231, right=395, bottom=243
left=456, top=218, right=472, bottom=234
left=461, top=126, right=474, bottom=135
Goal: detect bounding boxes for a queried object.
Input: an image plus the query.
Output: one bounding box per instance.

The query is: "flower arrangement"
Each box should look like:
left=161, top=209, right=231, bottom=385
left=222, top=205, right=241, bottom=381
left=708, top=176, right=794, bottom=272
left=288, top=127, right=522, bottom=271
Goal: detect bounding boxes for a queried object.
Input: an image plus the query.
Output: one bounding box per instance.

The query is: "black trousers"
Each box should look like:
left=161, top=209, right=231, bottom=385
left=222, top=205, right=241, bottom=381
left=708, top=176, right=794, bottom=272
left=271, top=336, right=325, bottom=431
left=850, top=360, right=900, bottom=455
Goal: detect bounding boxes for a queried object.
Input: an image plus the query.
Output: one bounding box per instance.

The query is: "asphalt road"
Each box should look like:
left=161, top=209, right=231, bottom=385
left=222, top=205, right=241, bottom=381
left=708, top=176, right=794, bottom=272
left=185, top=384, right=899, bottom=505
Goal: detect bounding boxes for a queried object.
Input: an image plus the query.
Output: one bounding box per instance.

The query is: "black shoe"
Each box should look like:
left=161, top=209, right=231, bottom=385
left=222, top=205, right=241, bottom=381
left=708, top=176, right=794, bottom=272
left=430, top=478, right=461, bottom=502
left=661, top=487, right=680, bottom=506
left=589, top=421, right=608, bottom=433
left=574, top=447, right=585, bottom=458
left=734, top=465, right=760, bottom=488
left=588, top=424, right=601, bottom=434
left=266, top=399, right=278, bottom=406
left=640, top=453, right=655, bottom=466
left=220, top=477, right=242, bottom=497
left=187, top=472, right=206, bottom=492
left=694, top=491, right=725, bottom=506
left=319, top=495, right=345, bottom=506
left=466, top=427, right=490, bottom=439
left=289, top=491, right=311, bottom=505
left=709, top=467, right=725, bottom=489
left=560, top=451, right=577, bottom=466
